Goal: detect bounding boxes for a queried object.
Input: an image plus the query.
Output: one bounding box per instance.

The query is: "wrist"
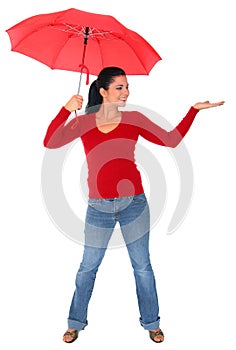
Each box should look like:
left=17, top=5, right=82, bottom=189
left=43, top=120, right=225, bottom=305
left=193, top=104, right=200, bottom=110
left=64, top=104, right=72, bottom=112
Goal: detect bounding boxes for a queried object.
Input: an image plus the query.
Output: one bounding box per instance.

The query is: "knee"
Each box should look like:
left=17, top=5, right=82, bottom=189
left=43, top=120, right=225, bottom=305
left=132, top=261, right=153, bottom=274
left=78, top=247, right=106, bottom=273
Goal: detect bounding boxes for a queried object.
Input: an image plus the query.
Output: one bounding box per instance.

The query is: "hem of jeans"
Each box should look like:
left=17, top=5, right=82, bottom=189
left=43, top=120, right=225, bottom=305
left=139, top=317, right=160, bottom=331
left=68, top=318, right=88, bottom=331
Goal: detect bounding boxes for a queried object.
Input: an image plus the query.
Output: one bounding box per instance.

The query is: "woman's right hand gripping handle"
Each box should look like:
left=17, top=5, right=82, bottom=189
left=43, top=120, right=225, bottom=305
left=64, top=94, right=84, bottom=112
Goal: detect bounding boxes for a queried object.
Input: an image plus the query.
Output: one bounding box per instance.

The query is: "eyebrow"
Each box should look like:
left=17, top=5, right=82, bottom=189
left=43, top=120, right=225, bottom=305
left=115, top=84, right=129, bottom=87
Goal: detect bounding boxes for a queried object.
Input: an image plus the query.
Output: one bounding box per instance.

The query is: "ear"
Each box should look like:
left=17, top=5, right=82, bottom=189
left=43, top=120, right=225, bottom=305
left=99, top=87, right=107, bottom=98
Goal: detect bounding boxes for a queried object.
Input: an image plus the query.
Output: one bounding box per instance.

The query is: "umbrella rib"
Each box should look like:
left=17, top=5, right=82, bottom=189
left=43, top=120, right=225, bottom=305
left=116, top=35, right=149, bottom=74
left=95, top=37, right=104, bottom=71
left=50, top=38, right=72, bottom=69
left=54, top=23, right=84, bottom=36
left=130, top=47, right=149, bottom=74
left=89, top=27, right=113, bottom=38
left=129, top=40, right=152, bottom=75
left=53, top=23, right=114, bottom=39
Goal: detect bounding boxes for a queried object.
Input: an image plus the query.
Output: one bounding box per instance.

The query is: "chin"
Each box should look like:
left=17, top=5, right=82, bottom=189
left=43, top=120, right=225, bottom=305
left=118, top=101, right=127, bottom=107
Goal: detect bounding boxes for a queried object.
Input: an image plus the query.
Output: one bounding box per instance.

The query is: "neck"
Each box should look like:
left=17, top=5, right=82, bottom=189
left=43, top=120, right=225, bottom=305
left=96, top=103, right=120, bottom=121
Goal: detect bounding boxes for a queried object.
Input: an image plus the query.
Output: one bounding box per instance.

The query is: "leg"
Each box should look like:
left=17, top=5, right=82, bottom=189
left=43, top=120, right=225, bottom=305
left=67, top=201, right=116, bottom=332
left=127, top=234, right=164, bottom=342
left=118, top=194, right=160, bottom=330
left=125, top=232, right=160, bottom=330
left=67, top=245, right=107, bottom=331
left=63, top=245, right=107, bottom=343
left=119, top=194, right=164, bottom=342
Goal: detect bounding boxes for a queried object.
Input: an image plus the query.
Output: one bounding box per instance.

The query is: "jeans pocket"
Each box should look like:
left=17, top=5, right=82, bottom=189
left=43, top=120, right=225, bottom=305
left=88, top=198, right=102, bottom=209
left=132, top=193, right=146, bottom=205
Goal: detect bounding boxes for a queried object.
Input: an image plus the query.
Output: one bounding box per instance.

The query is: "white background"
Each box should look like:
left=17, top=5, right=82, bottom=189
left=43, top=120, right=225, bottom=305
left=1, top=0, right=235, bottom=349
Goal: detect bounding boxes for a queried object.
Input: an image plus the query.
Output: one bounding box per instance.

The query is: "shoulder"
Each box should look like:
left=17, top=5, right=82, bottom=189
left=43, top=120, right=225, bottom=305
left=71, top=112, right=95, bottom=125
left=78, top=112, right=97, bottom=135
left=121, top=110, right=148, bottom=128
left=122, top=110, right=145, bottom=122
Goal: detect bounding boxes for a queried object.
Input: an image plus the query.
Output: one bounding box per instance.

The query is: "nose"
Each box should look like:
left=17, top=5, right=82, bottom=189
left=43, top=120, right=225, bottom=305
left=123, top=87, right=129, bottom=95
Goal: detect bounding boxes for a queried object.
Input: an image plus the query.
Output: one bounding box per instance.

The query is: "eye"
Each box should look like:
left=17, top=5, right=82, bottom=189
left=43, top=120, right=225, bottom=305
left=116, top=86, right=123, bottom=90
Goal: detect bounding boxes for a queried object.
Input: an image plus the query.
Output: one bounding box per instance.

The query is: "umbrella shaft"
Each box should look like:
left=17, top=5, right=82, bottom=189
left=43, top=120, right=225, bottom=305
left=78, top=27, right=89, bottom=94
left=78, top=72, right=83, bottom=94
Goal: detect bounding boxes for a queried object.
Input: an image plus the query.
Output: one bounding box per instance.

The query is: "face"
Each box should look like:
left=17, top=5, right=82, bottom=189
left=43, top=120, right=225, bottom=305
left=100, top=75, right=129, bottom=106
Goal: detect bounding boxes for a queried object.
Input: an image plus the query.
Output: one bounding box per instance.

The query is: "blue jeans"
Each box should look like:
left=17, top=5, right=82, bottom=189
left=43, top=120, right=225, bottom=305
left=68, top=193, right=160, bottom=331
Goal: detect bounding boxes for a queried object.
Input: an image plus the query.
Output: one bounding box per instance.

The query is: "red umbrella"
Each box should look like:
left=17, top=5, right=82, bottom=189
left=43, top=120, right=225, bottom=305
left=6, top=8, right=161, bottom=92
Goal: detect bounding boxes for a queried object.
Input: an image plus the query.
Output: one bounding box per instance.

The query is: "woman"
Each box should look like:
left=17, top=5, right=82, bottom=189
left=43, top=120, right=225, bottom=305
left=44, top=67, right=224, bottom=343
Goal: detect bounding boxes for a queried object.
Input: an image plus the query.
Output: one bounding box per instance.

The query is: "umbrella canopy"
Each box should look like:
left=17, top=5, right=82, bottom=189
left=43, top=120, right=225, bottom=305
left=6, top=8, right=161, bottom=79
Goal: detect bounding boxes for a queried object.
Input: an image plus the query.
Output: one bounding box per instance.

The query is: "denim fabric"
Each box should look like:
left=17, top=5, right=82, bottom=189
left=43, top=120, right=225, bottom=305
left=68, top=193, right=160, bottom=331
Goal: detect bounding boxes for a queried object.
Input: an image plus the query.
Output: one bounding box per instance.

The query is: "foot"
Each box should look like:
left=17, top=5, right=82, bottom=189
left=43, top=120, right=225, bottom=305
left=63, top=328, right=78, bottom=343
left=149, top=328, right=164, bottom=343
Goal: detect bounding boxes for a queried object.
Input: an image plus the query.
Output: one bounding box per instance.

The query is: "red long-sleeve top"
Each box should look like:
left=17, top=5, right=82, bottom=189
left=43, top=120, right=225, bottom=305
left=44, top=106, right=199, bottom=198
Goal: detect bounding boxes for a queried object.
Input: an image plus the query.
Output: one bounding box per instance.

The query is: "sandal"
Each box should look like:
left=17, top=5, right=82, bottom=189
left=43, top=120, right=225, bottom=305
left=149, top=328, right=164, bottom=343
left=63, top=329, right=78, bottom=343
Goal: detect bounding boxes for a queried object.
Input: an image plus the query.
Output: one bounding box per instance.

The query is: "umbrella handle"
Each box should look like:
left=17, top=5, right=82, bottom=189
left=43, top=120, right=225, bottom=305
left=77, top=64, right=89, bottom=94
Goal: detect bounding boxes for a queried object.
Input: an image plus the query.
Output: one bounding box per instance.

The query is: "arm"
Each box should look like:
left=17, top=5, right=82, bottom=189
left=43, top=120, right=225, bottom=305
left=138, top=100, right=225, bottom=148
left=138, top=106, right=198, bottom=147
left=43, top=95, right=83, bottom=148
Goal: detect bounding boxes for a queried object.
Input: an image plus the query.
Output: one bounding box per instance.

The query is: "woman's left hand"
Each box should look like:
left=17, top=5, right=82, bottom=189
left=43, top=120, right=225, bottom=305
left=193, top=100, right=225, bottom=110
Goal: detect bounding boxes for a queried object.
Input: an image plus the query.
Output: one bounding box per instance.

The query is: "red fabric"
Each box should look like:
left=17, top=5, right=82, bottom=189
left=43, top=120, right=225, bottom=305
left=44, top=106, right=199, bottom=198
left=6, top=8, right=161, bottom=75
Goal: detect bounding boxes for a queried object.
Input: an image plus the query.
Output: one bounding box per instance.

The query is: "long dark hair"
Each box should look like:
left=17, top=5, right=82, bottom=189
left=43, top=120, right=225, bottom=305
left=85, top=67, right=126, bottom=114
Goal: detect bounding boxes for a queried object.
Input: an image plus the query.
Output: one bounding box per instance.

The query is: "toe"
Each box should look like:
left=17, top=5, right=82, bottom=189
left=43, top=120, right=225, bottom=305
left=63, top=334, right=72, bottom=342
left=63, top=329, right=77, bottom=343
left=149, top=328, right=164, bottom=343
left=154, top=335, right=164, bottom=342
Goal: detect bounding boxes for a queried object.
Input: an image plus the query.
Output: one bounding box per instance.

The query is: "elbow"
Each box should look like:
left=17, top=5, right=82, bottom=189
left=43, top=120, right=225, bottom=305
left=43, top=136, right=69, bottom=149
left=161, top=138, right=180, bottom=148
left=43, top=139, right=48, bottom=148
left=166, top=132, right=183, bottom=148
left=43, top=137, right=52, bottom=149
left=169, top=140, right=180, bottom=148
left=43, top=137, right=58, bottom=149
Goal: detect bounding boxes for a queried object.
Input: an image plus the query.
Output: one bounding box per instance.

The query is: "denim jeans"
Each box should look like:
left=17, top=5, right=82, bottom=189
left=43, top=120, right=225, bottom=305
left=68, top=193, right=160, bottom=331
